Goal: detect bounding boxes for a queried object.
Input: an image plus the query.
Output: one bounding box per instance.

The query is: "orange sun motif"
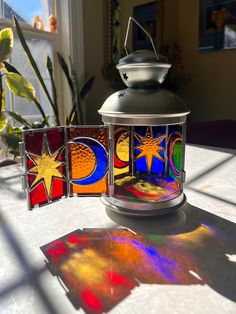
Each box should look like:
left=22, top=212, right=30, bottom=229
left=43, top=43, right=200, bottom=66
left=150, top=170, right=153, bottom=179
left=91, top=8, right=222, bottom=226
left=135, top=127, right=165, bottom=172
left=27, top=134, right=65, bottom=200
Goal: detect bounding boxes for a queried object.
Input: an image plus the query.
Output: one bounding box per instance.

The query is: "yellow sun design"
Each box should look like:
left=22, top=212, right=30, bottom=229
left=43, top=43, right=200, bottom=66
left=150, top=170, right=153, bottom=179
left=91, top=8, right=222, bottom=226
left=27, top=134, right=65, bottom=200
left=135, top=127, right=165, bottom=172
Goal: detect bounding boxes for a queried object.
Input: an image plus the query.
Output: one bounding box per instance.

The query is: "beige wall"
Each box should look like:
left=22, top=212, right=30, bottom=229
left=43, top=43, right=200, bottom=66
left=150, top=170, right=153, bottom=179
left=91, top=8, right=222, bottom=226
left=177, top=0, right=236, bottom=123
left=83, top=0, right=236, bottom=124
left=83, top=0, right=113, bottom=124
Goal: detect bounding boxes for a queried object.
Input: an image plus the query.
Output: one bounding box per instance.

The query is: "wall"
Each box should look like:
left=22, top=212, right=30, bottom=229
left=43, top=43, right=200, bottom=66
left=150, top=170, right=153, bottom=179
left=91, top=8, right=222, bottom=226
left=83, top=0, right=178, bottom=124
left=83, top=0, right=113, bottom=124
left=83, top=0, right=236, bottom=124
left=177, top=0, right=236, bottom=123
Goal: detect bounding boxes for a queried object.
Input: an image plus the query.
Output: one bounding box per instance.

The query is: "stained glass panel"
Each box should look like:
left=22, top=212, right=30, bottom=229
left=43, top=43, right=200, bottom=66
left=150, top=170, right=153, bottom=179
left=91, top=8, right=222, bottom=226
left=113, top=125, right=182, bottom=203
left=67, top=127, right=109, bottom=196
left=134, top=126, right=166, bottom=175
left=24, top=128, right=67, bottom=209
left=114, top=127, right=130, bottom=176
left=168, top=125, right=183, bottom=178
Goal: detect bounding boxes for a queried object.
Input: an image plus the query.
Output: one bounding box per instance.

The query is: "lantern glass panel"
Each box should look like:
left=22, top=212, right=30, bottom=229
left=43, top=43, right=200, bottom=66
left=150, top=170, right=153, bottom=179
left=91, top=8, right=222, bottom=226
left=113, top=124, right=183, bottom=204
left=24, top=128, right=67, bottom=209
left=67, top=126, right=109, bottom=196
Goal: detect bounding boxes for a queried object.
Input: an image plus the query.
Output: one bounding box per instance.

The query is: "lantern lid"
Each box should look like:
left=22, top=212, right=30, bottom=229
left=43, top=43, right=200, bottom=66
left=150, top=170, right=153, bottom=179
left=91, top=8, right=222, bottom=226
left=99, top=87, right=190, bottom=125
left=118, top=50, right=168, bottom=65
left=116, top=50, right=171, bottom=87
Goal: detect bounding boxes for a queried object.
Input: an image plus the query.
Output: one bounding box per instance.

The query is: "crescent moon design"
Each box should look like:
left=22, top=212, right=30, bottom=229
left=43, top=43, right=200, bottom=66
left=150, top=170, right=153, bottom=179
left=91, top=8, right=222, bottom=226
left=114, top=129, right=129, bottom=169
left=169, top=132, right=182, bottom=176
left=69, top=137, right=108, bottom=185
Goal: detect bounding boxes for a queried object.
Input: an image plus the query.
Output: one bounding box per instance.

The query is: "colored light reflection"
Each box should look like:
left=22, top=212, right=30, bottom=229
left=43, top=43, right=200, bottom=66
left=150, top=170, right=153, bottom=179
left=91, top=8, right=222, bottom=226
left=114, top=175, right=181, bottom=203
left=40, top=225, right=221, bottom=313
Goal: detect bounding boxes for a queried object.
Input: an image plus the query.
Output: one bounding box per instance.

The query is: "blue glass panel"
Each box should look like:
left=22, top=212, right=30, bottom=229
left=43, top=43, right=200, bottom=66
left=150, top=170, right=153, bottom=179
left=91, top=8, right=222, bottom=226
left=134, top=126, right=166, bottom=175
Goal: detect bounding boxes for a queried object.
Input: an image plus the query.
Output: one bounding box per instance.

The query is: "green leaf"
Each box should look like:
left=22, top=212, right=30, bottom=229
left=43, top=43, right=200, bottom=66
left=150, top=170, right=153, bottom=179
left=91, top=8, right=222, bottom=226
left=47, top=55, right=60, bottom=125
left=68, top=56, right=82, bottom=124
left=0, top=115, right=7, bottom=132
left=6, top=72, right=38, bottom=103
left=1, top=132, right=21, bottom=151
left=0, top=28, right=13, bottom=62
left=6, top=110, right=32, bottom=128
left=13, top=15, right=55, bottom=112
left=0, top=89, right=5, bottom=114
left=80, top=76, right=95, bottom=99
left=2, top=61, right=21, bottom=74
left=57, top=52, right=74, bottom=96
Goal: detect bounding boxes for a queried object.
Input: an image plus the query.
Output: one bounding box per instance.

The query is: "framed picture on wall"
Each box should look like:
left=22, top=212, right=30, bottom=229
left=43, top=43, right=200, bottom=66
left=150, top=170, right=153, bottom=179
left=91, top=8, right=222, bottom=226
left=132, top=1, right=163, bottom=52
left=199, top=0, right=236, bottom=51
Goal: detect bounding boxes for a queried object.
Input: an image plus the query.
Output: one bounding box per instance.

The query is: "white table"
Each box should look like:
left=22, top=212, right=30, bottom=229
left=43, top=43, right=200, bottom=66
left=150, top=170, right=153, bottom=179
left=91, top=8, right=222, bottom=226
left=0, top=144, right=236, bottom=314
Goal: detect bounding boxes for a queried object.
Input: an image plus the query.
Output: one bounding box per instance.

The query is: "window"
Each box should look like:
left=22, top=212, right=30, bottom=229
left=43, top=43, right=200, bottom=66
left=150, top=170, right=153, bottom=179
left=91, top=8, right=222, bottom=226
left=0, top=0, right=84, bottom=160
left=0, top=0, right=55, bottom=126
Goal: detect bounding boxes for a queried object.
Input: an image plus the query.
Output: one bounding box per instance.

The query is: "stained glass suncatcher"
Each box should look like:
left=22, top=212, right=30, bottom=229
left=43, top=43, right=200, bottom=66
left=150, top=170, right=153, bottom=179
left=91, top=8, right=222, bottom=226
left=23, top=126, right=109, bottom=209
left=23, top=128, right=67, bottom=209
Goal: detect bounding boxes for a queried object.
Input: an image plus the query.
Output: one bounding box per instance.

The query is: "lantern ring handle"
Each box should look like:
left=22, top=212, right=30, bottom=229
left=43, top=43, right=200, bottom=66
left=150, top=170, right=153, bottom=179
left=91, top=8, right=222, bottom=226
left=124, top=16, right=159, bottom=61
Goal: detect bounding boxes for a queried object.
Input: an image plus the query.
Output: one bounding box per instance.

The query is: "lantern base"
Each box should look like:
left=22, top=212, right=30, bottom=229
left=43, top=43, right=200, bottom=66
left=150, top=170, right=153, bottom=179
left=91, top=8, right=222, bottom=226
left=101, top=193, right=187, bottom=216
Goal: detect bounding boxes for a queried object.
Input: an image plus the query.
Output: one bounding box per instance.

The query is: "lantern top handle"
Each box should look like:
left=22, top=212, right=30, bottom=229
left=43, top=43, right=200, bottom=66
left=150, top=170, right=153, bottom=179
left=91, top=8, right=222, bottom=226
left=124, top=16, right=159, bottom=61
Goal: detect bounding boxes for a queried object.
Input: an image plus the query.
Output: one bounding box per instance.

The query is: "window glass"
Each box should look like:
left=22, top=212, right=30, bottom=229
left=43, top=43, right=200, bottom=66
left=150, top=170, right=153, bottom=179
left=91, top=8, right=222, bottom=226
left=0, top=0, right=52, bottom=31
left=5, top=36, right=54, bottom=124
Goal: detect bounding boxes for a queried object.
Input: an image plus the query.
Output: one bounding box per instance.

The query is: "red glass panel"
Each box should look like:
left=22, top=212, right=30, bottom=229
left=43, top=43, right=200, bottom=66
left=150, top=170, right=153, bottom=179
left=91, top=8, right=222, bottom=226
left=24, top=128, right=67, bottom=209
left=67, top=126, right=109, bottom=196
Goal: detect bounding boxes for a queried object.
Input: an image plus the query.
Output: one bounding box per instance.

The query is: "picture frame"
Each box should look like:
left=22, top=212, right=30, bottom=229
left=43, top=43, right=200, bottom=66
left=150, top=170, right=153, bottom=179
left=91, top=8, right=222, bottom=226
left=133, top=1, right=163, bottom=52
left=102, top=0, right=163, bottom=87
left=199, top=0, right=236, bottom=51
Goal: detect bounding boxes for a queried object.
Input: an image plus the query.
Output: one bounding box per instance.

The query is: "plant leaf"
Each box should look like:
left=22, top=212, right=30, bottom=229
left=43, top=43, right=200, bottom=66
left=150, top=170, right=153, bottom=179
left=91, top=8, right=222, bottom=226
left=0, top=115, right=7, bottom=132
left=6, top=110, right=32, bottom=128
left=6, top=72, right=38, bottom=103
left=80, top=76, right=95, bottom=99
left=0, top=89, right=5, bottom=114
left=13, top=16, right=55, bottom=111
left=68, top=56, right=82, bottom=124
left=0, top=28, right=13, bottom=62
left=57, top=52, right=74, bottom=96
left=47, top=55, right=60, bottom=125
left=2, top=61, right=21, bottom=74
left=1, top=132, right=21, bottom=151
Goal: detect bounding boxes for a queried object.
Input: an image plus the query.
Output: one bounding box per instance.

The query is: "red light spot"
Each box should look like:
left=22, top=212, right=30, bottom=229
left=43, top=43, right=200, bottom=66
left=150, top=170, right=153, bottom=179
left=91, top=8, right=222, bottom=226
left=67, top=233, right=81, bottom=244
left=106, top=271, right=136, bottom=289
left=80, top=289, right=103, bottom=313
left=46, top=240, right=69, bottom=263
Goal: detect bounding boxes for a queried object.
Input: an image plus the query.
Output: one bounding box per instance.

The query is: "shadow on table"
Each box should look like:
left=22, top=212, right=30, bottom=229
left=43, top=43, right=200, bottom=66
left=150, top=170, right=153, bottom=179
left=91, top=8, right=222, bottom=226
left=40, top=202, right=236, bottom=313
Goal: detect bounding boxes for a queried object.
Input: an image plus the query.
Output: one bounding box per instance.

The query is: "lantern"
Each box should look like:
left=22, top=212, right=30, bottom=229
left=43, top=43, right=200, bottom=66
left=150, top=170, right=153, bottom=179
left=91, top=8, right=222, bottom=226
left=21, top=18, right=190, bottom=216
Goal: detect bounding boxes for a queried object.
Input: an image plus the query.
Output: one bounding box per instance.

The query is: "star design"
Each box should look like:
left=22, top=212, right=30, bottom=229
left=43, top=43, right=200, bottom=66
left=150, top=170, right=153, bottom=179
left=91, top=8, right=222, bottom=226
left=123, top=73, right=128, bottom=81
left=118, top=92, right=125, bottom=98
left=27, top=134, right=65, bottom=201
left=135, top=127, right=165, bottom=173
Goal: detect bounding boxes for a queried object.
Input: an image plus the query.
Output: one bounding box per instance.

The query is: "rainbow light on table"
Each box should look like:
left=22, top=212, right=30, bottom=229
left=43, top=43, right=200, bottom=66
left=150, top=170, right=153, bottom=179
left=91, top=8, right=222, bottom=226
left=40, top=224, right=222, bottom=313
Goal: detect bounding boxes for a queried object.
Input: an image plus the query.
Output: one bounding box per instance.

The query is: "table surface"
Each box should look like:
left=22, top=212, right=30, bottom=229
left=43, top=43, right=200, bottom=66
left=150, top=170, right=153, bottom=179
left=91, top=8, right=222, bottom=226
left=0, top=144, right=236, bottom=314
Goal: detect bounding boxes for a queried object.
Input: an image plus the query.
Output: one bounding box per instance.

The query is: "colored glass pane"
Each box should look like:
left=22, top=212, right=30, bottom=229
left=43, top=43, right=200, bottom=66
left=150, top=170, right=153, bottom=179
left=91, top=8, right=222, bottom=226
left=67, top=127, right=109, bottom=195
left=134, top=126, right=166, bottom=175
left=168, top=125, right=183, bottom=177
left=24, top=128, right=67, bottom=209
left=114, top=128, right=130, bottom=176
